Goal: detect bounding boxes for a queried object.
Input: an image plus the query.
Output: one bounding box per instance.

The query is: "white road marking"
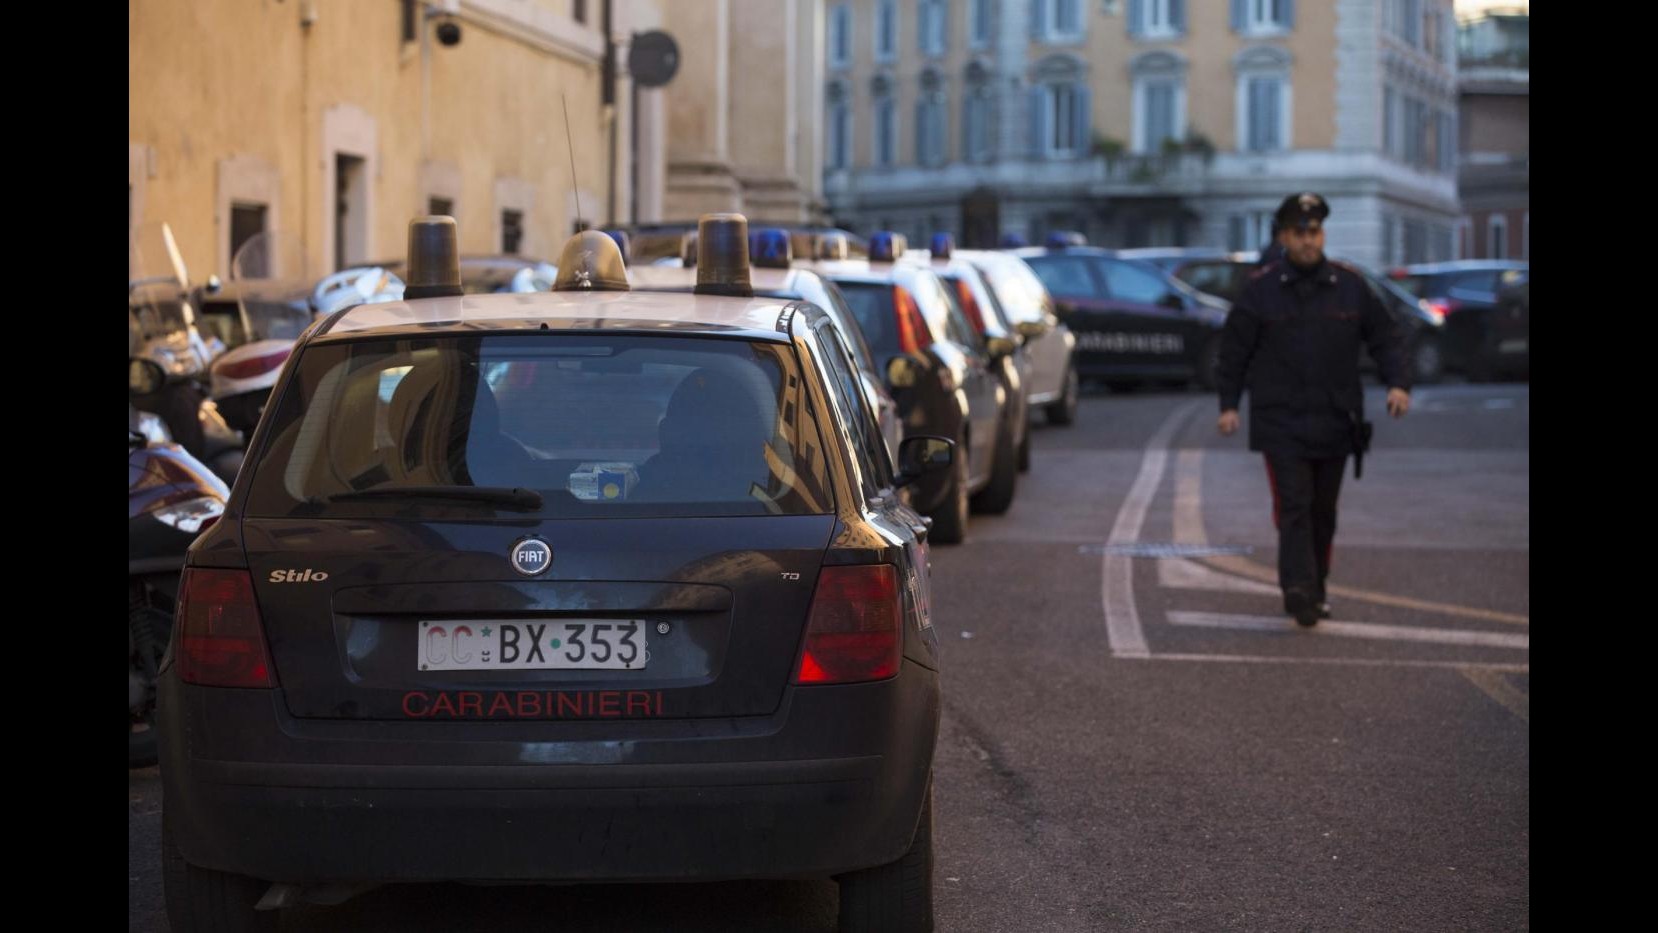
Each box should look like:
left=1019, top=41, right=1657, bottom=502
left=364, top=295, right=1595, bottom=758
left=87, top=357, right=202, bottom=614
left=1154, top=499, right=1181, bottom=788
left=1166, top=611, right=1529, bottom=650
left=1102, top=401, right=1203, bottom=658
left=1157, top=558, right=1281, bottom=596
left=1460, top=667, right=1530, bottom=722
left=1140, top=652, right=1528, bottom=673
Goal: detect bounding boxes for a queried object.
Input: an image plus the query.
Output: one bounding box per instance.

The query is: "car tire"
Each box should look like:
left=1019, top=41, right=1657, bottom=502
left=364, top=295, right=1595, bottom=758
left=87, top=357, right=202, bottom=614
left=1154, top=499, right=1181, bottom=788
left=927, top=433, right=969, bottom=545
left=1410, top=334, right=1444, bottom=385
left=1017, top=426, right=1031, bottom=473
left=970, top=419, right=1017, bottom=515
left=1045, top=365, right=1079, bottom=426
left=163, top=815, right=278, bottom=933
left=129, top=599, right=171, bottom=769
left=837, top=785, right=934, bottom=933
left=1104, top=380, right=1137, bottom=394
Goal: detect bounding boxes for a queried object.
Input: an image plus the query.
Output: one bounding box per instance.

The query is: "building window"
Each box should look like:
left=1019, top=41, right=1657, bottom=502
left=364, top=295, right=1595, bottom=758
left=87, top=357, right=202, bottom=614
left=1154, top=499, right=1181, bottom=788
left=573, top=0, right=587, bottom=26
left=1135, top=79, right=1184, bottom=153
left=1382, top=215, right=1398, bottom=265
left=1458, top=217, right=1472, bottom=258
left=502, top=210, right=524, bottom=255
left=963, top=85, right=994, bottom=163
left=1487, top=214, right=1508, bottom=260
left=919, top=0, right=947, bottom=56
left=970, top=0, right=991, bottom=48
left=1395, top=0, right=1421, bottom=47
left=1402, top=95, right=1427, bottom=167
left=1403, top=218, right=1427, bottom=264
left=1234, top=0, right=1293, bottom=35
left=1132, top=0, right=1185, bottom=39
left=876, top=0, right=897, bottom=62
left=1437, top=110, right=1457, bottom=174
left=1033, top=82, right=1088, bottom=157
left=229, top=203, right=269, bottom=275
left=828, top=82, right=853, bottom=170
left=1033, top=0, right=1084, bottom=42
left=830, top=4, right=852, bottom=68
left=1242, top=76, right=1285, bottom=152
left=428, top=197, right=454, bottom=217
left=875, top=95, right=896, bottom=167
left=1383, top=85, right=1396, bottom=157
left=917, top=91, right=947, bottom=166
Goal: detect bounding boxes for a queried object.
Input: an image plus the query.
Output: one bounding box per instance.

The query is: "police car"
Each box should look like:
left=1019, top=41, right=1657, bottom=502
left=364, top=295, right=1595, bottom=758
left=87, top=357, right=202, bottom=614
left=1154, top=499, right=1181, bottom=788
left=810, top=233, right=1017, bottom=544
left=629, top=226, right=904, bottom=465
left=1016, top=233, right=1228, bottom=391
left=953, top=247, right=1080, bottom=425
left=158, top=214, right=950, bottom=933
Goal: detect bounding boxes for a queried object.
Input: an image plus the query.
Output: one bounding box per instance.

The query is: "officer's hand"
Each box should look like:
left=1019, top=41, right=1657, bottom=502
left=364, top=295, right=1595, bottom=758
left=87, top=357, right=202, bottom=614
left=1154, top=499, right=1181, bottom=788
left=1387, top=388, right=1410, bottom=418
left=1217, top=410, right=1240, bottom=435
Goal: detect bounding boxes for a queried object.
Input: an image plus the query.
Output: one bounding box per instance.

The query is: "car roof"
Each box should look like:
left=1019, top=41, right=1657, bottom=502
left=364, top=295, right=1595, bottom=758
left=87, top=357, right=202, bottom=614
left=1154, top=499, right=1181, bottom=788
left=627, top=265, right=816, bottom=295
left=318, top=289, right=800, bottom=343
left=1116, top=247, right=1232, bottom=260
left=1398, top=260, right=1529, bottom=273
left=1010, top=246, right=1125, bottom=260
left=803, top=258, right=936, bottom=285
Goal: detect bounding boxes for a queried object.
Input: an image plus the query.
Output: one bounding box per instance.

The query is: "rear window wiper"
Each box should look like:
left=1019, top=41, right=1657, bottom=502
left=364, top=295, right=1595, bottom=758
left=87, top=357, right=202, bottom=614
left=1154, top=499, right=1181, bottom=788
left=317, top=485, right=544, bottom=511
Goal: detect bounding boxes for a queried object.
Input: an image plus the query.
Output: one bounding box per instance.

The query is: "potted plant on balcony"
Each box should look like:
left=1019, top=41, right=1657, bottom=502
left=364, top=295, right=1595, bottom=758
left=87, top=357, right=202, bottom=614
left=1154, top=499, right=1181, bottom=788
left=1091, top=133, right=1125, bottom=166
left=1183, top=130, right=1217, bottom=164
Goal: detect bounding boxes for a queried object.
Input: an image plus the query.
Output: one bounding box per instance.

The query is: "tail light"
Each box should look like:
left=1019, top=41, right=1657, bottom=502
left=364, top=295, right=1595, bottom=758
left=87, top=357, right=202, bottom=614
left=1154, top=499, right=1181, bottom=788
left=793, top=564, right=902, bottom=685
left=1424, top=299, right=1458, bottom=322
left=214, top=346, right=293, bottom=381
left=176, top=568, right=277, bottom=688
left=892, top=286, right=929, bottom=356
left=953, top=279, right=988, bottom=334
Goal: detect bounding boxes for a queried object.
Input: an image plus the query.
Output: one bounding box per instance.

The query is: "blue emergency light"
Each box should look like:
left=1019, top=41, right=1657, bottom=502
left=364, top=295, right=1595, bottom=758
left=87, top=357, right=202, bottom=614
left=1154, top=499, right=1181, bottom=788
left=929, top=233, right=954, bottom=260
left=1045, top=230, right=1087, bottom=250
left=752, top=228, right=794, bottom=269
left=869, top=231, right=907, bottom=263
left=997, top=232, right=1028, bottom=249
left=602, top=228, right=632, bottom=261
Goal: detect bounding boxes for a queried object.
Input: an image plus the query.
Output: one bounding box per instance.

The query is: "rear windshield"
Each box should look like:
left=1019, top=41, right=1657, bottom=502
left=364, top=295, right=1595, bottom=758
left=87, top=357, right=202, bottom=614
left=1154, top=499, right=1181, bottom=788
left=835, top=282, right=899, bottom=356
left=246, top=334, right=835, bottom=519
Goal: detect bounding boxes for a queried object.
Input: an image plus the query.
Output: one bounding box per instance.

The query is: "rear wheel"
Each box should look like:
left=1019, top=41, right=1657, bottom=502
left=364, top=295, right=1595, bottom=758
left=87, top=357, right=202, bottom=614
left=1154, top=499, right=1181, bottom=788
left=970, top=418, right=1017, bottom=515
left=1017, top=427, right=1031, bottom=473
left=837, top=786, right=934, bottom=933
left=129, top=597, right=172, bottom=769
left=163, top=815, right=278, bottom=933
left=1045, top=365, right=1079, bottom=425
left=927, top=433, right=969, bottom=545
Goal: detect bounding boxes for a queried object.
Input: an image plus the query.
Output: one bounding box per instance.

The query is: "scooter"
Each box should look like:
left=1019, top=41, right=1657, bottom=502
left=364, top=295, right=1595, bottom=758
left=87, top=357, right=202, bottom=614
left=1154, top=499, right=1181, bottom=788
left=206, top=231, right=404, bottom=435
left=129, top=222, right=245, bottom=482
left=129, top=403, right=229, bottom=768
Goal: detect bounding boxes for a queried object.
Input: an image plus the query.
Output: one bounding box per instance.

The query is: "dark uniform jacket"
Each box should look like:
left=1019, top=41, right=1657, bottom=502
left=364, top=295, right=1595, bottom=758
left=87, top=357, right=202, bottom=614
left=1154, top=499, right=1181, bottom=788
left=1216, top=257, right=1408, bottom=457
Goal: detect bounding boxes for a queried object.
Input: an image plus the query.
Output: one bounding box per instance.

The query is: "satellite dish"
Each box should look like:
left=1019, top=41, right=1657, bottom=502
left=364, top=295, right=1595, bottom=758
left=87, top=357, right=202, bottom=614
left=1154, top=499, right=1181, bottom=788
left=628, top=30, right=680, bottom=88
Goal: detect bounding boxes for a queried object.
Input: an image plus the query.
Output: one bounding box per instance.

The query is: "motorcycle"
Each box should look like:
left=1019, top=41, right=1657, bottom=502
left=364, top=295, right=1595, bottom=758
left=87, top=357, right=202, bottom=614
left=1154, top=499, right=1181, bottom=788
left=129, top=403, right=229, bottom=768
left=129, top=222, right=245, bottom=482
left=206, top=231, right=403, bottom=436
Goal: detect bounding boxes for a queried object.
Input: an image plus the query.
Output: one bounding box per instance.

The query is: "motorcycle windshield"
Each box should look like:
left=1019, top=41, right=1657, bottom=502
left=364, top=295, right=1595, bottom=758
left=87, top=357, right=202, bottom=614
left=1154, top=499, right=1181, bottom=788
left=130, top=222, right=208, bottom=375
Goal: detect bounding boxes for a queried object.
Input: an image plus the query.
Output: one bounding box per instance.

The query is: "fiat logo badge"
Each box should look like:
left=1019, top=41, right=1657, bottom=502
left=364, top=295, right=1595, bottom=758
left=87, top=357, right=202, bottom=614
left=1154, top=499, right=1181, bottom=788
left=510, top=538, right=552, bottom=576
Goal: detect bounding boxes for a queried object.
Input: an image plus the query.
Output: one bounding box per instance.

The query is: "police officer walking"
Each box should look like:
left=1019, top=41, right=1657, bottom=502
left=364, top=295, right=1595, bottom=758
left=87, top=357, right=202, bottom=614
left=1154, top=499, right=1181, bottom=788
left=1215, top=193, right=1411, bottom=627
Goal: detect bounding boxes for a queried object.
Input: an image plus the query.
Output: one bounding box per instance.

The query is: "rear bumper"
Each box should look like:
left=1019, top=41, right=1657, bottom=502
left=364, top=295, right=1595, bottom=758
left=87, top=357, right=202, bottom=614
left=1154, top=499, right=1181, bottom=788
left=158, top=659, right=939, bottom=884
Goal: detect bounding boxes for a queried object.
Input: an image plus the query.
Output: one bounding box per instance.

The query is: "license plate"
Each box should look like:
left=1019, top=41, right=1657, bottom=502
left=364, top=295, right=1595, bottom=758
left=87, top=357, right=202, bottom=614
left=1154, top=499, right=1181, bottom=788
left=418, top=620, right=648, bottom=671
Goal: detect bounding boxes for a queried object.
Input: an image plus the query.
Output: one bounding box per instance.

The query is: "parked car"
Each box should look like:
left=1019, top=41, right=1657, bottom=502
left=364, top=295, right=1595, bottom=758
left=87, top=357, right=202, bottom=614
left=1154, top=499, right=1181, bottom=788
left=954, top=248, right=1079, bottom=424
left=1169, top=251, right=1449, bottom=385
left=1390, top=260, right=1529, bottom=381
left=160, top=218, right=947, bottom=933
left=812, top=233, right=1016, bottom=542
left=375, top=254, right=559, bottom=294
left=1014, top=235, right=1228, bottom=391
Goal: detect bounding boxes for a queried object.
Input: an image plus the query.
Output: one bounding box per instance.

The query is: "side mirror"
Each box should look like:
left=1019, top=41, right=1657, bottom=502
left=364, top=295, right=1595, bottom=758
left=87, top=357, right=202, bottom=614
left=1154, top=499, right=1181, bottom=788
left=205, top=274, right=223, bottom=294
left=893, top=435, right=954, bottom=488
left=885, top=353, right=926, bottom=389
left=986, top=336, right=1016, bottom=359
left=128, top=357, right=167, bottom=396
left=1016, top=320, right=1048, bottom=340
left=1158, top=292, right=1185, bottom=310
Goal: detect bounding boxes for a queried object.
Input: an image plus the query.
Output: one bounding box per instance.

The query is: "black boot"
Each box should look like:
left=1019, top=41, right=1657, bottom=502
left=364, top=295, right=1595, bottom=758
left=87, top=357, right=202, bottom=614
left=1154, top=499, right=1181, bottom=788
left=1284, top=587, right=1320, bottom=628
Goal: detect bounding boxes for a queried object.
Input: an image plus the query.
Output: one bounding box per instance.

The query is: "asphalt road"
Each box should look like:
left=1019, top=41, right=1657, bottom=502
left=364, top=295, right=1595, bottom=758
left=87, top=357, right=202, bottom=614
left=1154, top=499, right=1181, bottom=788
left=128, top=382, right=1530, bottom=931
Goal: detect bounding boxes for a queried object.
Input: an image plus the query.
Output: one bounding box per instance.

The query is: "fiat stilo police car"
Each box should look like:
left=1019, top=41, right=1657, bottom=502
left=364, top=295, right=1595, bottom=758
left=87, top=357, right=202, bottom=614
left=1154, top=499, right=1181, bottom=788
left=158, top=214, right=950, bottom=933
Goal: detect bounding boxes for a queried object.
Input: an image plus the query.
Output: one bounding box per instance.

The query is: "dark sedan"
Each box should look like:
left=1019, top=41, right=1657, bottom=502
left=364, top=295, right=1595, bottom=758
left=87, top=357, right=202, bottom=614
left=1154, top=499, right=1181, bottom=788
left=1015, top=238, right=1228, bottom=391
left=1390, top=260, right=1529, bottom=381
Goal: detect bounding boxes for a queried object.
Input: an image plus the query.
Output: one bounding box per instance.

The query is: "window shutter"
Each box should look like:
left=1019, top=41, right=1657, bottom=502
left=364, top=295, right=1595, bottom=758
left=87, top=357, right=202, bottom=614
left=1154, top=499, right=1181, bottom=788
left=1031, top=0, right=1048, bottom=39
left=1171, top=0, right=1186, bottom=34
left=1073, top=85, right=1091, bottom=155
left=1029, top=87, right=1049, bottom=158
left=1230, top=0, right=1246, bottom=32
left=1267, top=80, right=1282, bottom=150
left=1283, top=0, right=1295, bottom=29
left=1128, top=0, right=1144, bottom=37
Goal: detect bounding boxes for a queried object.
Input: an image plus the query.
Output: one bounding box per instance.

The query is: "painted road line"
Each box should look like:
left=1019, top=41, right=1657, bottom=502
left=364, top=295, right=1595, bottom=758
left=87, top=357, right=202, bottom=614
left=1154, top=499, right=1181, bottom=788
left=1157, top=557, right=1281, bottom=596
left=1166, top=611, right=1530, bottom=650
left=1171, top=447, right=1531, bottom=626
left=1102, top=400, right=1203, bottom=658
left=1460, top=667, right=1530, bottom=722
left=1143, top=653, right=1528, bottom=673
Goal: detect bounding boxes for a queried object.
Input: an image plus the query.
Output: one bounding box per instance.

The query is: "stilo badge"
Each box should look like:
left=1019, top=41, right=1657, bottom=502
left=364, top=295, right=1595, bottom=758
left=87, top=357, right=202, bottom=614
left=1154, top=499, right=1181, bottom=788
left=510, top=538, right=553, bottom=577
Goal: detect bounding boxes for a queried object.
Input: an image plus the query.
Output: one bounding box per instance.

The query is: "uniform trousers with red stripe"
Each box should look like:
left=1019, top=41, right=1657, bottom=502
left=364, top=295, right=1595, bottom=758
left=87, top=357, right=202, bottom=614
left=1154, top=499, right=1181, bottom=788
left=1262, top=452, right=1348, bottom=607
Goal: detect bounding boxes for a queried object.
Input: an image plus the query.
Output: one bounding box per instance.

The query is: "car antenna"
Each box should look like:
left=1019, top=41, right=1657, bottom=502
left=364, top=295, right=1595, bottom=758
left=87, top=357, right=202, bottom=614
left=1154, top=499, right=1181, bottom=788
left=563, top=94, right=583, bottom=231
